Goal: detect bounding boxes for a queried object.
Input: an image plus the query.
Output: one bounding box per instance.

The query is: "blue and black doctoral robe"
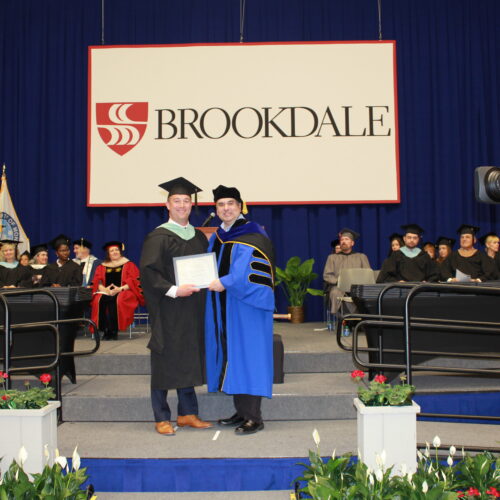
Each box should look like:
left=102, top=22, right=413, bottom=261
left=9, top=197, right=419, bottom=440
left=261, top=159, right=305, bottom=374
left=205, top=219, right=275, bottom=398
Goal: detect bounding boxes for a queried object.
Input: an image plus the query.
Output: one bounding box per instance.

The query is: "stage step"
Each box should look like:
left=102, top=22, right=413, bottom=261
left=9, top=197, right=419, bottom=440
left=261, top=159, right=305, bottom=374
left=60, top=372, right=500, bottom=423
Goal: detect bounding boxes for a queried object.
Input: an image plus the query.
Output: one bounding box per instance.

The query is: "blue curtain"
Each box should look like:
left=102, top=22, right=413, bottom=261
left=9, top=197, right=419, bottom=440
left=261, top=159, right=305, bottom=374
left=0, top=0, right=499, bottom=320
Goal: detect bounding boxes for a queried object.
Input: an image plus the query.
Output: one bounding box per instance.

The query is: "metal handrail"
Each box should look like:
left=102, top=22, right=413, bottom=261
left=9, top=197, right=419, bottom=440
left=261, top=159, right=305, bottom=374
left=0, top=289, right=59, bottom=389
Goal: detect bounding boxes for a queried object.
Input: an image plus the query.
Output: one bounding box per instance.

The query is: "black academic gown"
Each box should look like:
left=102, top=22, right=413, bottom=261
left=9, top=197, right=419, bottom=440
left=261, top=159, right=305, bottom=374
left=440, top=250, right=496, bottom=281
left=0, top=264, right=32, bottom=287
left=28, top=265, right=50, bottom=287
left=484, top=252, right=500, bottom=280
left=140, top=227, right=208, bottom=390
left=377, top=249, right=438, bottom=283
left=45, top=260, right=83, bottom=286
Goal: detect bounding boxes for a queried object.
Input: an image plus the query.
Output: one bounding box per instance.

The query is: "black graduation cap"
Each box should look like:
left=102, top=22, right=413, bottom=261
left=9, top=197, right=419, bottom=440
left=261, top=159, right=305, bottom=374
left=457, top=224, right=480, bottom=236
left=436, top=236, right=456, bottom=247
left=338, top=227, right=360, bottom=241
left=212, top=185, right=243, bottom=203
left=330, top=238, right=340, bottom=249
left=102, top=240, right=125, bottom=252
left=50, top=234, right=71, bottom=250
left=401, top=224, right=424, bottom=236
left=0, top=239, right=20, bottom=246
left=159, top=177, right=202, bottom=206
left=478, top=232, right=498, bottom=246
left=73, top=238, right=93, bottom=249
left=30, top=243, right=49, bottom=259
left=388, top=233, right=403, bottom=242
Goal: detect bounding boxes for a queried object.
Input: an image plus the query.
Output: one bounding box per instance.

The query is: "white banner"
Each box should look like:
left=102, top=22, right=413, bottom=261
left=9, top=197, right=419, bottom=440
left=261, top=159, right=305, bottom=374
left=0, top=168, right=30, bottom=255
left=88, top=41, right=400, bottom=206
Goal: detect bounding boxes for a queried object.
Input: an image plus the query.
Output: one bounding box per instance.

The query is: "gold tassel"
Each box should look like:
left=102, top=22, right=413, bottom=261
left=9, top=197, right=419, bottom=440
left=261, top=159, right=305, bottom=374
left=242, top=200, right=248, bottom=215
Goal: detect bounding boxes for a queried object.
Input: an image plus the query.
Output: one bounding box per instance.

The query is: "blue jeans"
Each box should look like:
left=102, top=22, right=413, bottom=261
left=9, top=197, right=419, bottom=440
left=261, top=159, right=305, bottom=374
left=151, top=387, right=198, bottom=422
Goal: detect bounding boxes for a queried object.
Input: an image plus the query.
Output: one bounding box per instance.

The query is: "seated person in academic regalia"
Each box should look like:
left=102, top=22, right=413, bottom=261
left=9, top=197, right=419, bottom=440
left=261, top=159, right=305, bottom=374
left=29, top=243, right=51, bottom=287
left=377, top=224, right=438, bottom=283
left=45, top=234, right=83, bottom=287
left=440, top=225, right=496, bottom=282
left=323, top=228, right=371, bottom=324
left=435, top=236, right=455, bottom=273
left=0, top=240, right=32, bottom=287
left=73, top=238, right=102, bottom=288
left=19, top=251, right=30, bottom=267
left=479, top=232, right=500, bottom=280
left=387, top=233, right=404, bottom=257
left=422, top=241, right=436, bottom=260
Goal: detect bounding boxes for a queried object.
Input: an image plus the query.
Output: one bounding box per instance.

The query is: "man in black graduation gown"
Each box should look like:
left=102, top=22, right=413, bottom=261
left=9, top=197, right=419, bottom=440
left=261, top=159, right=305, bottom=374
left=140, top=177, right=212, bottom=436
left=440, top=225, right=496, bottom=282
left=377, top=224, right=438, bottom=283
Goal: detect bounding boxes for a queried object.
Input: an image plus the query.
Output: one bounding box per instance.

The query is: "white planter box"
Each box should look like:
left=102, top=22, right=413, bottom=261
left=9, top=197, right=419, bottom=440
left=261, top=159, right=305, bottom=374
left=354, top=397, right=420, bottom=475
left=0, top=400, right=60, bottom=475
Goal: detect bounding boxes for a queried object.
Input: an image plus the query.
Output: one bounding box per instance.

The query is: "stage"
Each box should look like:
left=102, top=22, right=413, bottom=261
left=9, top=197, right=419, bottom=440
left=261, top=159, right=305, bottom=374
left=35, top=321, right=499, bottom=498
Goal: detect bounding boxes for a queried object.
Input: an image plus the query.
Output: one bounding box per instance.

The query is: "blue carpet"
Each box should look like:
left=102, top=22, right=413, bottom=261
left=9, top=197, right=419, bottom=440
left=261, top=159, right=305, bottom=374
left=78, top=457, right=307, bottom=492
left=414, top=391, right=500, bottom=424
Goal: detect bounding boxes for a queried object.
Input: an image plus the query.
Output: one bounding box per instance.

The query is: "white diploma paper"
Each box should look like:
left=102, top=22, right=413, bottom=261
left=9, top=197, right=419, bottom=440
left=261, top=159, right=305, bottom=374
left=455, top=269, right=472, bottom=282
left=173, top=252, right=218, bottom=289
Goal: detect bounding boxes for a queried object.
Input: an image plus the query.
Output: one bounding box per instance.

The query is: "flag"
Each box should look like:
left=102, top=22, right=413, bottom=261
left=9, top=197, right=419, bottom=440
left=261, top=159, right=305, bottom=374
left=0, top=164, right=30, bottom=255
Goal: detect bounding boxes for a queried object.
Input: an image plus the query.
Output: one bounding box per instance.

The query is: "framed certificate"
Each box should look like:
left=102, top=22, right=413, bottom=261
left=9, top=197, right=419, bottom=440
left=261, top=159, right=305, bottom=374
left=173, top=252, right=218, bottom=288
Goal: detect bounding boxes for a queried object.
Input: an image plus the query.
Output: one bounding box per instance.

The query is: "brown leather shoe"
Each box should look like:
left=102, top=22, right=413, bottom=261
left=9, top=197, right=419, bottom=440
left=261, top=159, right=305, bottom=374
left=177, top=414, right=213, bottom=429
left=155, top=421, right=175, bottom=436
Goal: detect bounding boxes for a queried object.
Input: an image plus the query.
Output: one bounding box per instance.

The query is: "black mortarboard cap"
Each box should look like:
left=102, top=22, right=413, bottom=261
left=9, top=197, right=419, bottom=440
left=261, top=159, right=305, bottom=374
left=0, top=239, right=21, bottom=245
left=73, top=238, right=93, bottom=249
left=30, top=243, right=49, bottom=259
left=212, top=185, right=243, bottom=203
left=388, top=233, right=403, bottom=242
left=478, top=232, right=498, bottom=246
left=159, top=177, right=202, bottom=207
left=102, top=240, right=125, bottom=252
left=401, top=224, right=424, bottom=236
left=338, top=227, right=360, bottom=241
left=457, top=224, right=480, bottom=236
left=50, top=234, right=71, bottom=250
left=436, top=236, right=456, bottom=247
left=330, top=238, right=339, bottom=249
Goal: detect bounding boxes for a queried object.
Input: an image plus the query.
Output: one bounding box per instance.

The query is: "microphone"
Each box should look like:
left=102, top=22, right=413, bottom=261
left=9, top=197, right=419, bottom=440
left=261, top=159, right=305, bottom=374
left=201, top=212, right=216, bottom=227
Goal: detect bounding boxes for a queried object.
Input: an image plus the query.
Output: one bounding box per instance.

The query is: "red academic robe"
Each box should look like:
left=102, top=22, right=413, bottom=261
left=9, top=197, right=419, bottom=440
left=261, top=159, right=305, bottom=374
left=90, top=260, right=145, bottom=331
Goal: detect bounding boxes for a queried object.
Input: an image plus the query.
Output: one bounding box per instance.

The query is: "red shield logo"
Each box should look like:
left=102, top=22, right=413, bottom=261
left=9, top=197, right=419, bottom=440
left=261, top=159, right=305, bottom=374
left=96, top=103, right=148, bottom=156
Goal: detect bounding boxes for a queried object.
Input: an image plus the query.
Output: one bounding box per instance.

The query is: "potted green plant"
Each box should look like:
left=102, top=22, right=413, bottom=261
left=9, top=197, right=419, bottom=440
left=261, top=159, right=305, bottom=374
left=275, top=256, right=324, bottom=323
left=351, top=370, right=420, bottom=475
left=0, top=371, right=60, bottom=475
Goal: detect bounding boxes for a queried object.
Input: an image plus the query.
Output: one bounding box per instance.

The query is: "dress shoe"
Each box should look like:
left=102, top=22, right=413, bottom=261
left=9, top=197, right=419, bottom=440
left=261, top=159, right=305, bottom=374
left=235, top=419, right=264, bottom=435
left=177, top=414, right=213, bottom=429
left=217, top=413, right=245, bottom=426
left=155, top=421, right=175, bottom=436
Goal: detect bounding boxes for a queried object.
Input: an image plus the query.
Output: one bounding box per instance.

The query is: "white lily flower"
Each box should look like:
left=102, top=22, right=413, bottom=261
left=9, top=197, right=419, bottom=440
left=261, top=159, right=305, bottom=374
left=400, top=463, right=407, bottom=476
left=44, top=444, right=50, bottom=463
left=428, top=463, right=433, bottom=472
left=461, top=446, right=465, bottom=458
left=375, top=468, right=383, bottom=482
left=55, top=455, right=67, bottom=469
left=357, top=448, right=362, bottom=461
left=72, top=446, right=81, bottom=471
left=447, top=455, right=453, bottom=467
left=55, top=448, right=60, bottom=458
left=425, top=441, right=430, bottom=451
left=375, top=453, right=383, bottom=468
left=17, top=446, right=28, bottom=467
left=331, top=448, right=336, bottom=460
left=422, top=480, right=428, bottom=493
left=407, top=471, right=414, bottom=483
left=368, top=473, right=374, bottom=486
left=417, top=450, right=424, bottom=461
left=433, top=435, right=441, bottom=448
left=380, top=449, right=386, bottom=465
left=366, top=467, right=372, bottom=477
left=449, top=445, right=456, bottom=456
left=312, top=428, right=320, bottom=447
left=424, top=447, right=430, bottom=458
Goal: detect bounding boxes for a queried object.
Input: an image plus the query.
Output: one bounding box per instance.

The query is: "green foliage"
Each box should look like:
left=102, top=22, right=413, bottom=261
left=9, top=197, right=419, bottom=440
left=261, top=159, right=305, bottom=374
left=0, top=460, right=92, bottom=499
left=295, top=435, right=500, bottom=500
left=0, top=386, right=56, bottom=410
left=275, top=256, right=324, bottom=307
